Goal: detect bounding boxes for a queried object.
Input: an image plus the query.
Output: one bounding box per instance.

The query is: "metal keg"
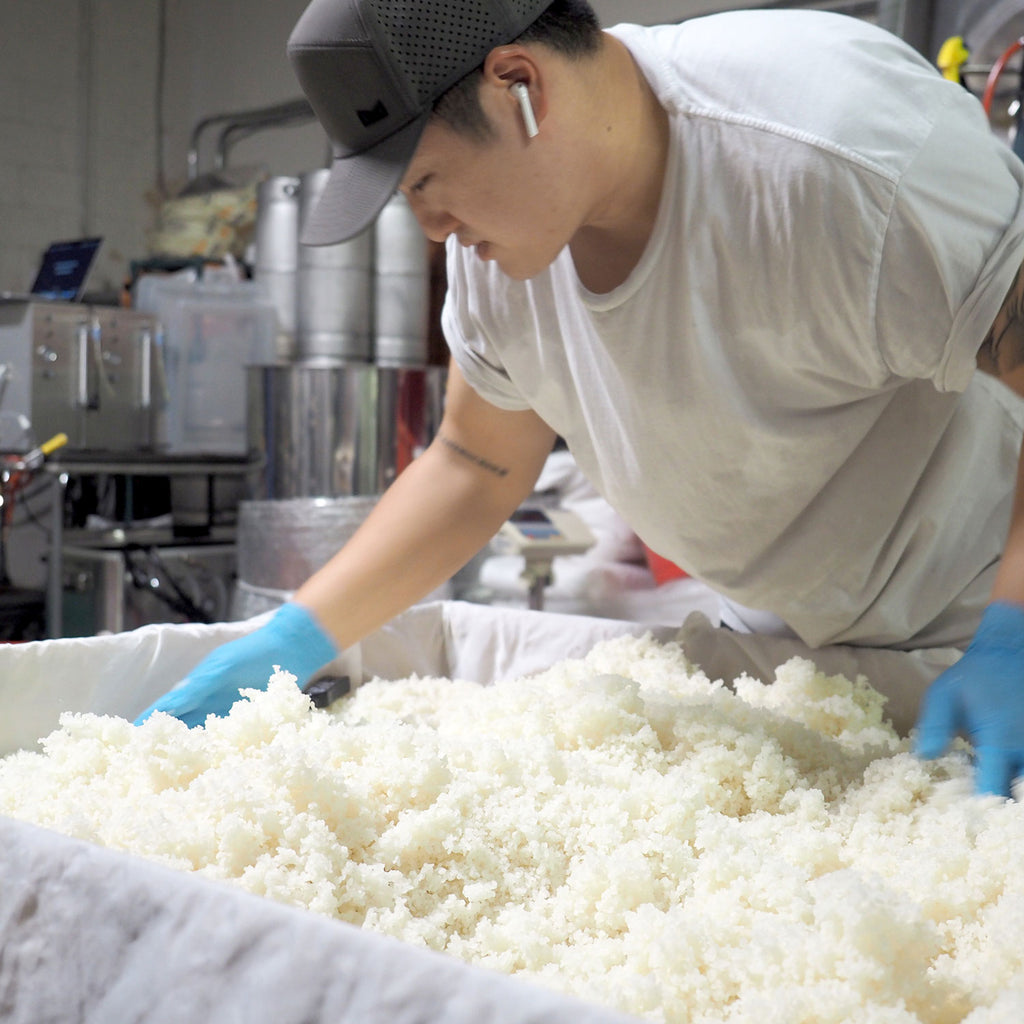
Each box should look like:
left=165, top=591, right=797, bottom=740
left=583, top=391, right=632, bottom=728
left=254, top=176, right=300, bottom=358
left=231, top=495, right=381, bottom=618
left=237, top=495, right=380, bottom=591
left=297, top=169, right=374, bottom=362
left=374, top=193, right=429, bottom=366
left=246, top=361, right=446, bottom=500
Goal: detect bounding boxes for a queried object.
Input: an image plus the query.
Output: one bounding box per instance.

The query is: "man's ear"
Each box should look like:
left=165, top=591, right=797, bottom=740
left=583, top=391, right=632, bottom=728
left=482, top=45, right=547, bottom=135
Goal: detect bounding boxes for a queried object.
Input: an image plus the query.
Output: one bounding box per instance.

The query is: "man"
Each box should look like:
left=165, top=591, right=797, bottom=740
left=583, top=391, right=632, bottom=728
left=141, top=0, right=1024, bottom=797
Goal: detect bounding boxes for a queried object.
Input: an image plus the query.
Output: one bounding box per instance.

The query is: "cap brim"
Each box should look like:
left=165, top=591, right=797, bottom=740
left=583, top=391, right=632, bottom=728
left=300, top=114, right=429, bottom=246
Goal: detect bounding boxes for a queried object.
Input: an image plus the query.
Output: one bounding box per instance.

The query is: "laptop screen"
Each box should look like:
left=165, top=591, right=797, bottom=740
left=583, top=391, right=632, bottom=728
left=29, top=238, right=102, bottom=301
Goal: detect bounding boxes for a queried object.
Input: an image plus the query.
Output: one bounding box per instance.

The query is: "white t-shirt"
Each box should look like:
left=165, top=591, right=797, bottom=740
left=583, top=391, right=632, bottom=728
left=442, top=9, right=1024, bottom=649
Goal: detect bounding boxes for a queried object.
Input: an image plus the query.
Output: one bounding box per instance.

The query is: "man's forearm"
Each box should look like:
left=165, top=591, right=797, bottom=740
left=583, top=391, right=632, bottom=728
left=293, top=430, right=545, bottom=648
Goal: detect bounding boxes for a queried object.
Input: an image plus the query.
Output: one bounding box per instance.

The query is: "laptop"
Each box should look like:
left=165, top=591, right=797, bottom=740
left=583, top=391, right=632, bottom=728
left=0, top=237, right=103, bottom=303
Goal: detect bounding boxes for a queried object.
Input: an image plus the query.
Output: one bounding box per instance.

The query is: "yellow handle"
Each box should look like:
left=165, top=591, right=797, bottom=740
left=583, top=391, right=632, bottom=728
left=937, top=35, right=969, bottom=83
left=39, top=433, right=68, bottom=456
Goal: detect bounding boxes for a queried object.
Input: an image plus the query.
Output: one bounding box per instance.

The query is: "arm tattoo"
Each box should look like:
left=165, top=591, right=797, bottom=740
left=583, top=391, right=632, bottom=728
left=979, top=262, right=1024, bottom=379
left=438, top=432, right=510, bottom=477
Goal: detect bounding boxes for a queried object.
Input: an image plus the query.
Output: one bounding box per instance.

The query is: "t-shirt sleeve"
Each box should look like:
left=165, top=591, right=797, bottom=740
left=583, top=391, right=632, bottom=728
left=440, top=240, right=534, bottom=411
left=874, top=87, right=1024, bottom=393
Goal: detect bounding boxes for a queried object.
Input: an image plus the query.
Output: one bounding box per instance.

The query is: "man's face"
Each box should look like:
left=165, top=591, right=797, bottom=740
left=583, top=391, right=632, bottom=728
left=398, top=102, right=580, bottom=281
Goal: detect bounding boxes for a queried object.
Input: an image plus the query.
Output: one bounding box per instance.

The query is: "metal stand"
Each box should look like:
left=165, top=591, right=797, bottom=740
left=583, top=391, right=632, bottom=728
left=43, top=455, right=257, bottom=638
left=522, top=557, right=555, bottom=612
left=46, top=471, right=67, bottom=636
left=499, top=506, right=596, bottom=613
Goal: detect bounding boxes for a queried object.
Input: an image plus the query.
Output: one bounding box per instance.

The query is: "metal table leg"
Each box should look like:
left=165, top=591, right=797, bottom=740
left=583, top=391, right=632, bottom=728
left=46, top=471, right=68, bottom=638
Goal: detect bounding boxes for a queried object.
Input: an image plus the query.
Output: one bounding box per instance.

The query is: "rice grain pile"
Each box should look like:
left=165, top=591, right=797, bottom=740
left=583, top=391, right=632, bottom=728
left=1, top=634, right=1023, bottom=1023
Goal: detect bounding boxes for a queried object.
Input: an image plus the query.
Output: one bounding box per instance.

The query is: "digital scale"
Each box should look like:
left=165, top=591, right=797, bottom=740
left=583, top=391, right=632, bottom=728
left=497, top=506, right=595, bottom=610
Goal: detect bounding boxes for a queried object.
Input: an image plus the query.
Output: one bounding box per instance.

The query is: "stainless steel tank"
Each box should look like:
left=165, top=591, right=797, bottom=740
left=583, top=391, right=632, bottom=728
left=254, top=176, right=301, bottom=359
left=236, top=495, right=380, bottom=592
left=246, top=361, right=445, bottom=500
left=374, top=193, right=430, bottom=366
left=296, top=169, right=374, bottom=362
left=231, top=494, right=381, bottom=618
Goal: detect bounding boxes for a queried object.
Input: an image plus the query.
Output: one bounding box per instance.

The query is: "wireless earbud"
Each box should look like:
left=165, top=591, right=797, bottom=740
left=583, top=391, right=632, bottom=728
left=510, top=82, right=539, bottom=139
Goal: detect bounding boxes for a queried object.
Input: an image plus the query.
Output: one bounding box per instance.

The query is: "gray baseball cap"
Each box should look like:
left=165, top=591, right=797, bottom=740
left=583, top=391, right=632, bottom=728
left=288, top=0, right=554, bottom=245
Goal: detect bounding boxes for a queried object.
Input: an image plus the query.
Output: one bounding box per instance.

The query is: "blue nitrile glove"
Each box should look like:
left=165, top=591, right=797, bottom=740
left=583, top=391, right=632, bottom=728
left=135, top=602, right=338, bottom=728
left=915, top=601, right=1024, bottom=797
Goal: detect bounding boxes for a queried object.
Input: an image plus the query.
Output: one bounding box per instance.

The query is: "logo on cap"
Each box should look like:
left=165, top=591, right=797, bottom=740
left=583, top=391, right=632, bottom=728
left=357, top=100, right=390, bottom=127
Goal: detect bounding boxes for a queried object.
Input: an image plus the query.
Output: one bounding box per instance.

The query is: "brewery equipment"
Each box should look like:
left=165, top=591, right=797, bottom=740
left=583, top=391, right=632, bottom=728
left=247, top=361, right=445, bottom=500
left=0, top=300, right=160, bottom=453
left=254, top=173, right=432, bottom=367
left=254, top=176, right=301, bottom=358
left=0, top=297, right=258, bottom=638
left=375, top=193, right=430, bottom=367
left=296, top=169, right=375, bottom=362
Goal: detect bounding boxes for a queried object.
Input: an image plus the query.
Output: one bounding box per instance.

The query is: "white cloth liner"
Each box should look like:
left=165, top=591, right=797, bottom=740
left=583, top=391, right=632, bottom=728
left=0, top=602, right=679, bottom=757
left=0, top=814, right=637, bottom=1024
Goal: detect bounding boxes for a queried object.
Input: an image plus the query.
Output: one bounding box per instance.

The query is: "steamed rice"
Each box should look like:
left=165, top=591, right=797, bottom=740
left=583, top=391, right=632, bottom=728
left=0, top=633, right=1022, bottom=1023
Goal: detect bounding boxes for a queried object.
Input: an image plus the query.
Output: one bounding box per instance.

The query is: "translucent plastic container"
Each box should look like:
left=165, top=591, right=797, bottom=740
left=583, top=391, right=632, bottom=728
left=138, top=276, right=276, bottom=454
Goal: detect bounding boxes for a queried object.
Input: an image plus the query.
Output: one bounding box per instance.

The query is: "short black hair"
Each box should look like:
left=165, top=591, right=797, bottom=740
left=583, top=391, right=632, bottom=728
left=431, top=0, right=602, bottom=140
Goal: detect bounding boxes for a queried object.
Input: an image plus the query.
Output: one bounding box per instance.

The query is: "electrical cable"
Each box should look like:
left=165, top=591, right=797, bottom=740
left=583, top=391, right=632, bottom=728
left=8, top=486, right=53, bottom=539
left=155, top=0, right=168, bottom=198
left=982, top=36, right=1024, bottom=115
left=124, top=546, right=216, bottom=624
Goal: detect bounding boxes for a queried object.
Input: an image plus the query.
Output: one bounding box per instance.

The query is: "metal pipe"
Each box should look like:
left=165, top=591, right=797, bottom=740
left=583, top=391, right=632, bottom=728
left=47, top=472, right=68, bottom=638
left=876, top=0, right=907, bottom=38
left=186, top=98, right=314, bottom=182
left=214, top=102, right=317, bottom=170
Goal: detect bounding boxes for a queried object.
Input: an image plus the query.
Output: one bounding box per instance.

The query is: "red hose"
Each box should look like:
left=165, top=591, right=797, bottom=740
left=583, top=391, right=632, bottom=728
left=982, top=37, right=1024, bottom=116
